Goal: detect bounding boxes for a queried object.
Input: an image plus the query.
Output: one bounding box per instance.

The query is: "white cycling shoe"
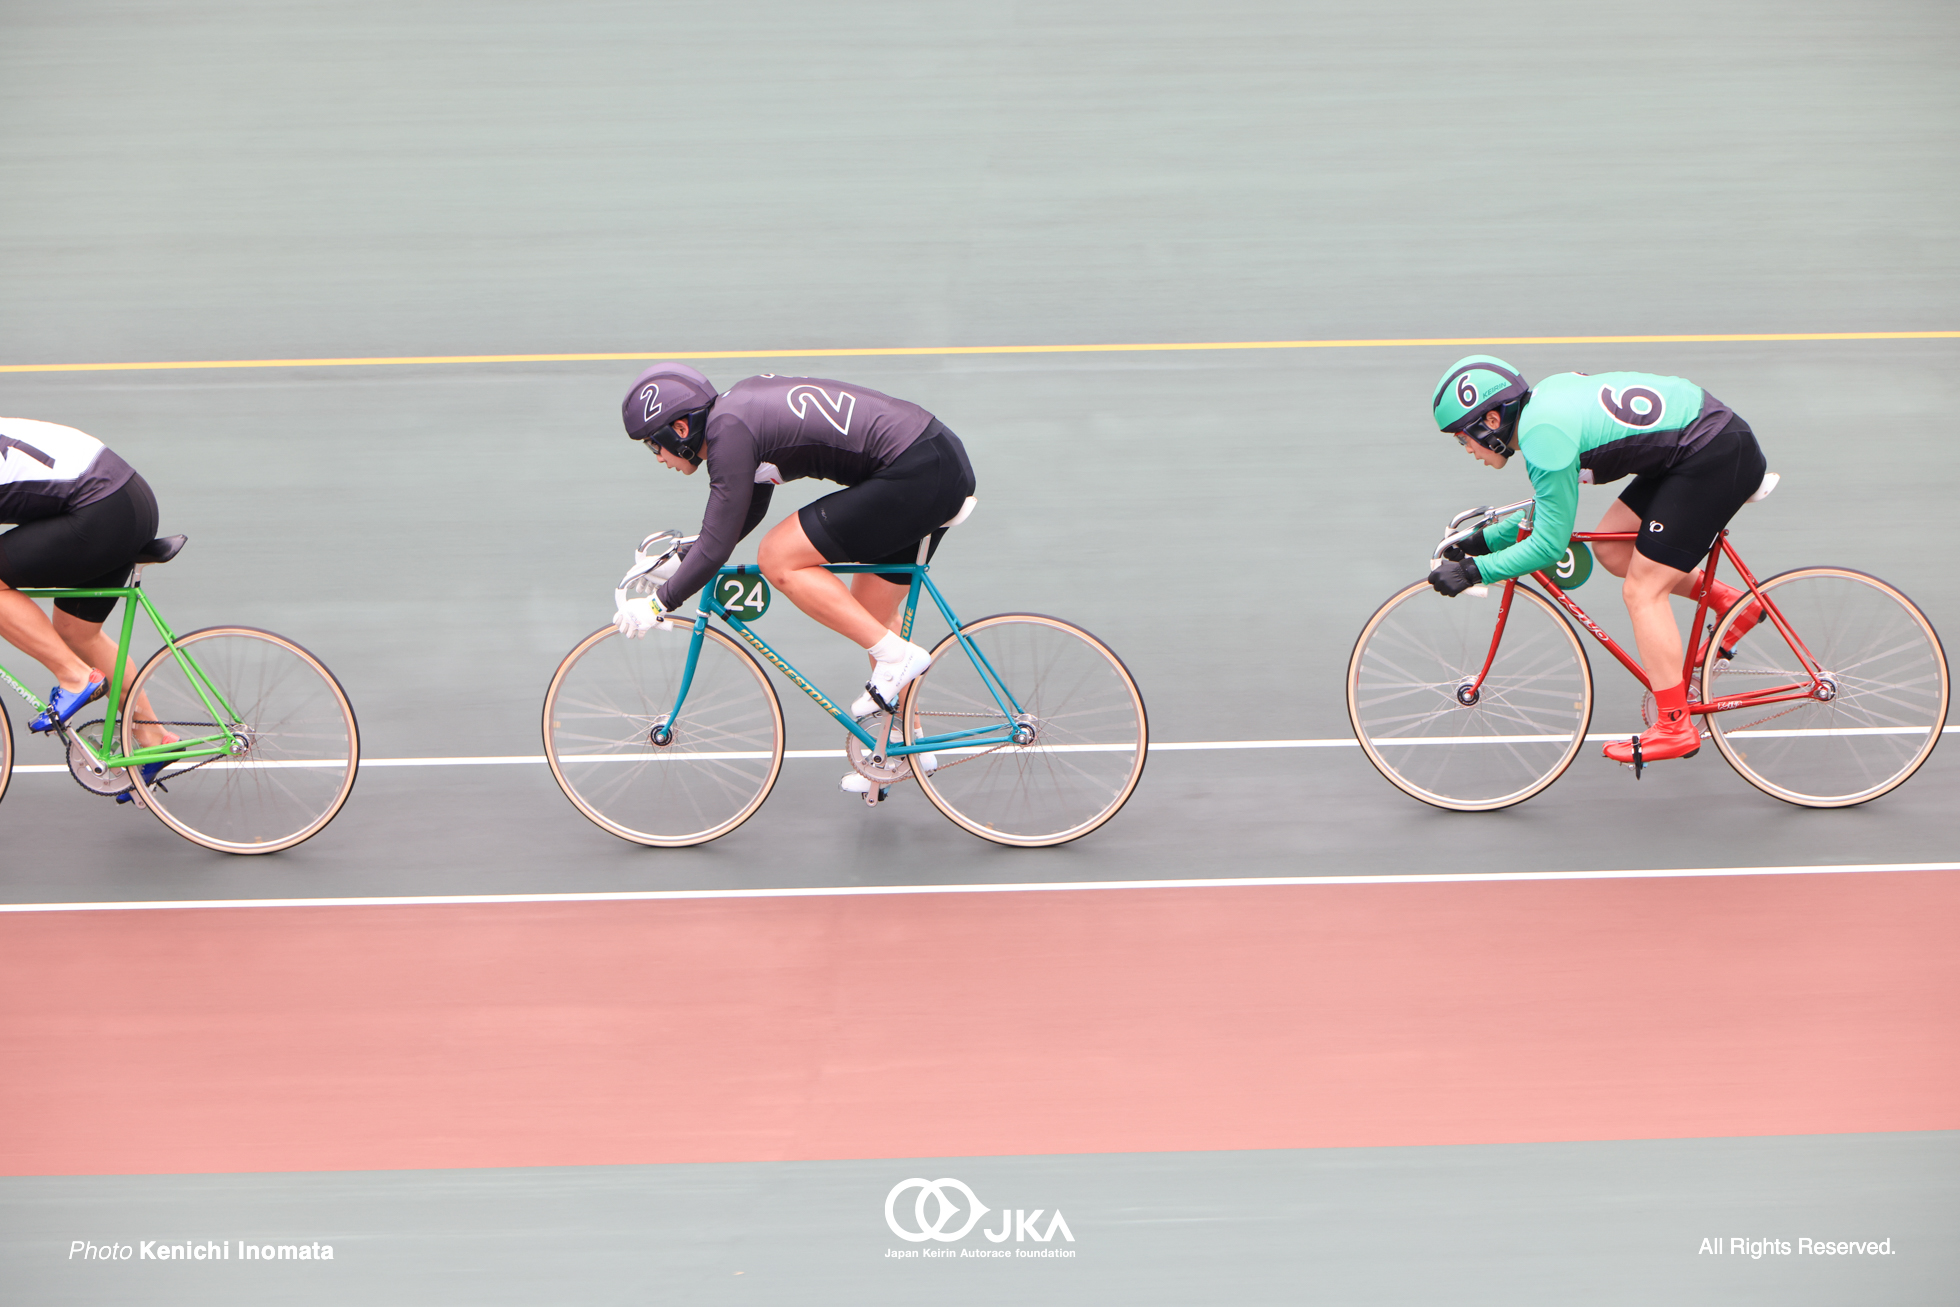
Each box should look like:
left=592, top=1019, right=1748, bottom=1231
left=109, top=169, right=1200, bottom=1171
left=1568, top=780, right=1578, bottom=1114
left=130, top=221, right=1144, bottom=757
left=849, top=640, right=932, bottom=718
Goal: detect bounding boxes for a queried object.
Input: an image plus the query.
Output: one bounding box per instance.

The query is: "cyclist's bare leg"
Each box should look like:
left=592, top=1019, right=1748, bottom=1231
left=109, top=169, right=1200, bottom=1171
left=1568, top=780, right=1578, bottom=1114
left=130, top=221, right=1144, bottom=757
left=51, top=608, right=174, bottom=747
left=1592, top=500, right=1715, bottom=601
left=757, top=516, right=890, bottom=646
left=0, top=583, right=96, bottom=692
left=1623, top=552, right=1692, bottom=692
left=851, top=573, right=909, bottom=673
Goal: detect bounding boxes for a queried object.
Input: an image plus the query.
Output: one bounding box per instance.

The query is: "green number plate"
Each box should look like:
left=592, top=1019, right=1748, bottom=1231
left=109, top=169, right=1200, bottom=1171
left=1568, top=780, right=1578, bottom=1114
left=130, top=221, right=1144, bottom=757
left=1552, top=541, right=1594, bottom=590
left=715, top=573, right=772, bottom=620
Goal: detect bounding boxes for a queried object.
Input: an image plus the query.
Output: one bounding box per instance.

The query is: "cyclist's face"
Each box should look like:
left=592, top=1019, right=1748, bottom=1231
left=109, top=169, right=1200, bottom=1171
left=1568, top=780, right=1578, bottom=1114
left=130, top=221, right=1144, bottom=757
left=1455, top=413, right=1509, bottom=468
left=653, top=444, right=697, bottom=474
left=651, top=417, right=700, bottom=475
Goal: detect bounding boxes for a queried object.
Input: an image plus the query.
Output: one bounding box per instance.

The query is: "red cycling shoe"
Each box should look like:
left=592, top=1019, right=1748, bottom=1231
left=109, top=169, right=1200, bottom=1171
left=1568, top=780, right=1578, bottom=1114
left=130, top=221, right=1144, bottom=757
left=1603, top=682, right=1700, bottom=777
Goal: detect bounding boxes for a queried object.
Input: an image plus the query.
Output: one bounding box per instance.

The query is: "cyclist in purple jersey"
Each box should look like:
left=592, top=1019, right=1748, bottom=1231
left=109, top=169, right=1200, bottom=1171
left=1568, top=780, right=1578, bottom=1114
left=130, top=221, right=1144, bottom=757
left=613, top=365, right=977, bottom=788
left=0, top=417, right=175, bottom=751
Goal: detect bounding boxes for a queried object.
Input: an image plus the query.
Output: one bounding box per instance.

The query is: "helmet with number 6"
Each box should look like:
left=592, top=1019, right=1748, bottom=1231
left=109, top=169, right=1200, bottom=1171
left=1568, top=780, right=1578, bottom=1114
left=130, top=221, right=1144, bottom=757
left=1432, top=355, right=1530, bottom=453
left=622, top=362, right=719, bottom=464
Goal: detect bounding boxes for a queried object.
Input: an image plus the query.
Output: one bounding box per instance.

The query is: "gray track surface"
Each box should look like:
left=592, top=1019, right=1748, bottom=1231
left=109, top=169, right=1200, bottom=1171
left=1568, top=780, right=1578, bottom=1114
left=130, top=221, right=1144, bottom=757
left=3, top=1, right=1955, bottom=1303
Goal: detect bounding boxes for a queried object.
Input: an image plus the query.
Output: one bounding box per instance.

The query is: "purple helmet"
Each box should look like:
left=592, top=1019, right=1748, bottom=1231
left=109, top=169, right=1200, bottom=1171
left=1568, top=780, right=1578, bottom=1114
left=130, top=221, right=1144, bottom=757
left=622, top=362, right=718, bottom=464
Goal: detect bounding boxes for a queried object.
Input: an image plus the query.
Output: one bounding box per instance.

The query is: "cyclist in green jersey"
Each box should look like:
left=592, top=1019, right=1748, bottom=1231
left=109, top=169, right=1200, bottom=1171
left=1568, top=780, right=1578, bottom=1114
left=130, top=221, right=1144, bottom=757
left=1426, top=357, right=1770, bottom=768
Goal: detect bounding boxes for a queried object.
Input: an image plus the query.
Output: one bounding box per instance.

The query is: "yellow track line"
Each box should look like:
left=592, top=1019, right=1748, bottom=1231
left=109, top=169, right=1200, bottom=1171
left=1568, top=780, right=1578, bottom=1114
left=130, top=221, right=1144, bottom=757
left=3, top=331, right=1956, bottom=374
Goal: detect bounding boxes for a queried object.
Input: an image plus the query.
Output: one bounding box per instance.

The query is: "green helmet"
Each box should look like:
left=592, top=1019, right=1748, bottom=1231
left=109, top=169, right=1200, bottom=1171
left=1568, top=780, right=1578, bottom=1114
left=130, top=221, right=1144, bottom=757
left=1432, top=355, right=1530, bottom=452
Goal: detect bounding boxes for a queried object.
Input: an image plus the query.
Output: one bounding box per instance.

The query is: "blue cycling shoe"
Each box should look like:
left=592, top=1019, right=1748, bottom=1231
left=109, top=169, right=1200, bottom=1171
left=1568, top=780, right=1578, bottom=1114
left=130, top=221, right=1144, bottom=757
left=29, top=671, right=107, bottom=733
left=116, top=759, right=170, bottom=805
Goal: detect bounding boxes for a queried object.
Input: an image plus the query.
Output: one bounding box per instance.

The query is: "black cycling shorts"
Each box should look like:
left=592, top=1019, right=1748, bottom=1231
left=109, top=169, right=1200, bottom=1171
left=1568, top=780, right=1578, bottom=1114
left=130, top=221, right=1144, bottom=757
left=1616, top=415, right=1768, bottom=573
left=0, top=474, right=160, bottom=623
left=798, top=422, right=977, bottom=584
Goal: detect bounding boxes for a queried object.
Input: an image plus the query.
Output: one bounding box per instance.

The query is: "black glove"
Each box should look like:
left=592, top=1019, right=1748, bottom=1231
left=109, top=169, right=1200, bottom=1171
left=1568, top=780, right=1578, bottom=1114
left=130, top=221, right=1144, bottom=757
left=1442, top=533, right=1492, bottom=561
left=1428, top=556, right=1482, bottom=597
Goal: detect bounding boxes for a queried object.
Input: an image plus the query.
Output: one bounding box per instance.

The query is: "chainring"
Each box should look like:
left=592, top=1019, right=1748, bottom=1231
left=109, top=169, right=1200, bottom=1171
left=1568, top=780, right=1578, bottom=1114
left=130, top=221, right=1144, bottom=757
left=65, top=719, right=133, bottom=796
left=845, top=714, right=911, bottom=784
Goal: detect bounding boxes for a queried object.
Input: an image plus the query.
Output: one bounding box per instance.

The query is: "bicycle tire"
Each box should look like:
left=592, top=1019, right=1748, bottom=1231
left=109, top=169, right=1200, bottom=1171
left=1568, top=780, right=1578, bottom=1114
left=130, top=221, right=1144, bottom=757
left=1348, top=580, right=1594, bottom=811
left=543, top=623, right=785, bottom=847
left=905, top=613, right=1147, bottom=847
left=0, top=697, right=11, bottom=809
left=122, top=627, right=360, bottom=853
left=1703, top=567, right=1949, bottom=807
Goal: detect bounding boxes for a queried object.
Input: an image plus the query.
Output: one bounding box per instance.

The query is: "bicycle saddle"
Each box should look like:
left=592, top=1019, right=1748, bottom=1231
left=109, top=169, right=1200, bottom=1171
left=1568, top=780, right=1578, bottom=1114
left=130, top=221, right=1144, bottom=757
left=135, top=535, right=187, bottom=565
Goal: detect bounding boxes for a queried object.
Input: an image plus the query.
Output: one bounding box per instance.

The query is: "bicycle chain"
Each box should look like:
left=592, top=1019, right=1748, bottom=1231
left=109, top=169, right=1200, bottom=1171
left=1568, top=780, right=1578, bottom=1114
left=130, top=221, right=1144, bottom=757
left=68, top=718, right=235, bottom=798
left=1704, top=666, right=1815, bottom=732
left=905, top=712, right=1024, bottom=774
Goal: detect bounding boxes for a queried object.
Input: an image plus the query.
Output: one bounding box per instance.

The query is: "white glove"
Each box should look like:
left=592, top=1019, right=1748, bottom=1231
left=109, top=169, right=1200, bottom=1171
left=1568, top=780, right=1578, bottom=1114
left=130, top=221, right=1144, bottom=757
left=620, top=531, right=686, bottom=596
left=613, top=589, right=672, bottom=638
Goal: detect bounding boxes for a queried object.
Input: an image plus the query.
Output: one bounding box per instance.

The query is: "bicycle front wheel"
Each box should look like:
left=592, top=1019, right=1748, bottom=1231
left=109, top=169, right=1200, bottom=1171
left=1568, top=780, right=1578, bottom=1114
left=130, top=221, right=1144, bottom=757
left=122, top=627, right=360, bottom=853
left=1704, top=568, right=1949, bottom=807
left=906, top=614, right=1147, bottom=847
left=543, top=623, right=785, bottom=846
left=1348, top=581, right=1593, bottom=811
left=0, top=698, right=12, bottom=809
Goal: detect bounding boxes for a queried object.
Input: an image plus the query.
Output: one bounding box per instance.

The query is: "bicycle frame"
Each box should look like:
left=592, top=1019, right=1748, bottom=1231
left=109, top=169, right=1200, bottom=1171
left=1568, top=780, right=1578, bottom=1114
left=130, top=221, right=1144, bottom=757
left=0, top=581, right=243, bottom=771
left=1458, top=525, right=1828, bottom=718
left=664, top=560, right=1028, bottom=757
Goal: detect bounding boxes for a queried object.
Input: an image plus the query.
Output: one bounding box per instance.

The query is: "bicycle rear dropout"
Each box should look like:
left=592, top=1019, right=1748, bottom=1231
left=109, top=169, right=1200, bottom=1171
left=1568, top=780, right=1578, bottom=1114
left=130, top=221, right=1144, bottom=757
left=1346, top=492, right=1948, bottom=811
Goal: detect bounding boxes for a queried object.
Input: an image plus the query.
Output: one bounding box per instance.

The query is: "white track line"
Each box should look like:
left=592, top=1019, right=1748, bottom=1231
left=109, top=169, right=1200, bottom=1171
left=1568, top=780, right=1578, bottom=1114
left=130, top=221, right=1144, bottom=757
left=7, top=725, right=1955, bottom=774
left=3, top=861, right=1955, bottom=914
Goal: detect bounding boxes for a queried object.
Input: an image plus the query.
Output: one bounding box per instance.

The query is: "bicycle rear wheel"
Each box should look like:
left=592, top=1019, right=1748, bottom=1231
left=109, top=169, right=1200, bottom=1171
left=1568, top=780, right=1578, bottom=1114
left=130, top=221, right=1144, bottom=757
left=122, top=627, right=360, bottom=853
left=1348, top=580, right=1593, bottom=810
left=543, top=623, right=784, bottom=846
left=906, top=614, right=1147, bottom=847
left=0, top=698, right=11, bottom=808
left=1703, top=568, right=1948, bottom=807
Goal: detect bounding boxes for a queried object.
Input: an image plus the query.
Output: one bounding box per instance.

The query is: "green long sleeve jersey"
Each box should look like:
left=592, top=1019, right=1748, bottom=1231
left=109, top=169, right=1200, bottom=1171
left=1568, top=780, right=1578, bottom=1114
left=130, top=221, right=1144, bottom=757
left=1475, top=371, right=1733, bottom=582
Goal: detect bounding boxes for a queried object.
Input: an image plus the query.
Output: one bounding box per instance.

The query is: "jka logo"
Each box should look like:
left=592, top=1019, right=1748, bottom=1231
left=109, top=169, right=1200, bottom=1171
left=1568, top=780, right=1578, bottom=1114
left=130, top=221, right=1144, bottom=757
left=884, top=1177, right=1074, bottom=1245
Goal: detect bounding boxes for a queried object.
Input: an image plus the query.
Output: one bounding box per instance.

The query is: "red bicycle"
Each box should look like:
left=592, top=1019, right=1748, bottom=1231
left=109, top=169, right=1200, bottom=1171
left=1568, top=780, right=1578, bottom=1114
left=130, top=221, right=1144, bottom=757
left=1347, top=489, right=1949, bottom=810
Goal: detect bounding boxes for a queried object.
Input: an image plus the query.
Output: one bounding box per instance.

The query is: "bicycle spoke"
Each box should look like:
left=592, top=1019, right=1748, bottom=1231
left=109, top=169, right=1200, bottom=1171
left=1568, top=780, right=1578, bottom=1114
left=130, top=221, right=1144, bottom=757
left=1348, top=583, right=1592, bottom=809
left=544, top=626, right=784, bottom=846
left=1706, top=569, right=1948, bottom=807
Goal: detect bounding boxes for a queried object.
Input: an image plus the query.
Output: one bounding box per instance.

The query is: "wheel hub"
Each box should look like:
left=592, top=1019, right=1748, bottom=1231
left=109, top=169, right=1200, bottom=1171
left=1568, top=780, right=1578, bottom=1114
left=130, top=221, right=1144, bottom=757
left=1813, top=675, right=1839, bottom=702
left=649, top=715, right=673, bottom=747
left=1454, top=680, right=1481, bottom=707
left=1011, top=716, right=1038, bottom=747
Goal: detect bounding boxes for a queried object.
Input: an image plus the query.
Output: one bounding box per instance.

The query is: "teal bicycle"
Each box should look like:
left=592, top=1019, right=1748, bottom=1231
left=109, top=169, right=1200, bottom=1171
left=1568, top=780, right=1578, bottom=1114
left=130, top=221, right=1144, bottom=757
left=0, top=535, right=360, bottom=853
left=542, top=508, right=1148, bottom=847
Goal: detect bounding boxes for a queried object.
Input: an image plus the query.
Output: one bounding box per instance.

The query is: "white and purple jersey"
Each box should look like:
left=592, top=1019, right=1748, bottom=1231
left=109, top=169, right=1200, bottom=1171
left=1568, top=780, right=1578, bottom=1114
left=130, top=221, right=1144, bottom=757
left=658, top=376, right=935, bottom=607
left=0, top=418, right=137, bottom=524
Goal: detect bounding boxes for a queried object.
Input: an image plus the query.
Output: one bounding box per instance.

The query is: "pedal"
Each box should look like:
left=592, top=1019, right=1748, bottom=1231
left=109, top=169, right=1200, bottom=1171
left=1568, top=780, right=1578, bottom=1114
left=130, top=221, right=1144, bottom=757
left=1631, top=736, right=1644, bottom=780
left=862, top=784, right=888, bottom=807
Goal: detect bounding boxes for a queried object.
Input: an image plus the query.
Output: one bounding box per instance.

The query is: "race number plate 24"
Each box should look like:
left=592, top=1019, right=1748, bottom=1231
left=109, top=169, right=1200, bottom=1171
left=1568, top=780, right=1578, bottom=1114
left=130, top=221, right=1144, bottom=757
left=716, top=573, right=772, bottom=620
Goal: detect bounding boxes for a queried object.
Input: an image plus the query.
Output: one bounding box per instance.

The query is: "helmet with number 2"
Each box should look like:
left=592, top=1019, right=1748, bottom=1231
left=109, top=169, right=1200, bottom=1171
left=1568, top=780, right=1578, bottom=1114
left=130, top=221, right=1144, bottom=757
left=1432, top=355, right=1530, bottom=454
left=622, top=362, right=719, bottom=465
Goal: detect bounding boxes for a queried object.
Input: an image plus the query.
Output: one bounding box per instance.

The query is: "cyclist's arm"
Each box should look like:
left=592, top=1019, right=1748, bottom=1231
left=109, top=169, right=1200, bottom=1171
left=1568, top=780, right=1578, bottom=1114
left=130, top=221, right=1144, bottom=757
left=1473, top=426, right=1580, bottom=583
left=656, top=424, right=760, bottom=608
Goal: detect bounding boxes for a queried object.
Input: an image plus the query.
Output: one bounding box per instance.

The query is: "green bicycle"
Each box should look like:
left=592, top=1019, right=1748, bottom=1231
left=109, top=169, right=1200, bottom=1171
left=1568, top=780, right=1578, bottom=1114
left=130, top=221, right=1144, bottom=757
left=0, top=535, right=360, bottom=853
left=542, top=510, right=1148, bottom=848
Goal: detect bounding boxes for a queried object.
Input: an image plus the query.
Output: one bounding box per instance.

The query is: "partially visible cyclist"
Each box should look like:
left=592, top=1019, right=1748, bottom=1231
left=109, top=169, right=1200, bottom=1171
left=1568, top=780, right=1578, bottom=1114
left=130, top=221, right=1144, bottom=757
left=612, top=363, right=977, bottom=795
left=0, top=417, right=176, bottom=765
left=1425, top=357, right=1770, bottom=768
